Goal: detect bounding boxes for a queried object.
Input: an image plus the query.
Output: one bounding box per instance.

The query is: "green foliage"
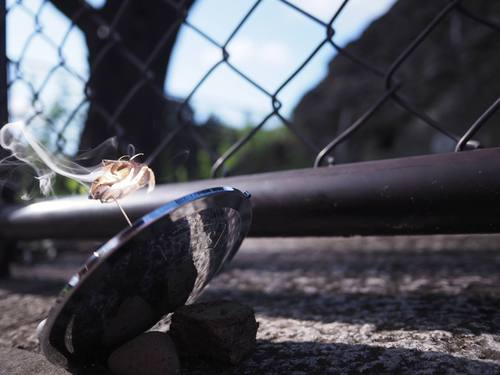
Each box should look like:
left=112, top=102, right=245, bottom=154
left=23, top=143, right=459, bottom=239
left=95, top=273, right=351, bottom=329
left=151, top=117, right=312, bottom=182
left=197, top=150, right=213, bottom=179
left=227, top=125, right=311, bottom=175
left=51, top=175, right=87, bottom=196
left=150, top=116, right=313, bottom=182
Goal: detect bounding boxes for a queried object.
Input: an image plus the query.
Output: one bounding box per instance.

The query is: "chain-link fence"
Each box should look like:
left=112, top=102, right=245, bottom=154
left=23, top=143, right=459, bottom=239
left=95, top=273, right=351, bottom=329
left=2, top=0, right=500, bottom=187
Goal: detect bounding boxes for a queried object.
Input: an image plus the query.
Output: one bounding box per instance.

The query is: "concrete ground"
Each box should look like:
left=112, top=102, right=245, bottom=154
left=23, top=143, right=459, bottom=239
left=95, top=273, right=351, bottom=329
left=1, top=235, right=499, bottom=374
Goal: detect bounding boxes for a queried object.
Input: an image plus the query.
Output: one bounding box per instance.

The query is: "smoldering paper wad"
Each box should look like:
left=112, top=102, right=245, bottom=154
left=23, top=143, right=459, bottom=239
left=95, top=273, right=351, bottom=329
left=0, top=121, right=155, bottom=225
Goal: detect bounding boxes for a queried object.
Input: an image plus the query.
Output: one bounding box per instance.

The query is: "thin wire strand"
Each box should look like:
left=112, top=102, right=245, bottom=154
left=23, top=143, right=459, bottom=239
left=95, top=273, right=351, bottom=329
left=114, top=198, right=133, bottom=227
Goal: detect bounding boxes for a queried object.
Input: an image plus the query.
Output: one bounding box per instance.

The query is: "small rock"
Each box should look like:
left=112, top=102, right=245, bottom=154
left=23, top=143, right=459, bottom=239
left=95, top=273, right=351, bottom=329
left=107, top=331, right=180, bottom=375
left=170, top=300, right=258, bottom=364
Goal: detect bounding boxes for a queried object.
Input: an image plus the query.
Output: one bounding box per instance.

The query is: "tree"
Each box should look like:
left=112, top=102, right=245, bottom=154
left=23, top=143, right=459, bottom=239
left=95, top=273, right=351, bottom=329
left=49, top=0, right=195, bottom=161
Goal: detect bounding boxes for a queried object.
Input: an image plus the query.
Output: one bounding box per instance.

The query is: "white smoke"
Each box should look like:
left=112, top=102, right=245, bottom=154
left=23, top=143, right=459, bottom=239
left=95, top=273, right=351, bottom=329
left=0, top=121, right=105, bottom=195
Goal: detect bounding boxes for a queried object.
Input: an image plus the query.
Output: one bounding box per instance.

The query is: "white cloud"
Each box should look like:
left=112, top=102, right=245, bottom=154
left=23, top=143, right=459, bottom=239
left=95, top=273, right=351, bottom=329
left=200, top=45, right=221, bottom=66
left=10, top=96, right=30, bottom=118
left=228, top=38, right=293, bottom=68
left=286, top=0, right=347, bottom=22
left=260, top=41, right=293, bottom=66
left=286, top=0, right=396, bottom=26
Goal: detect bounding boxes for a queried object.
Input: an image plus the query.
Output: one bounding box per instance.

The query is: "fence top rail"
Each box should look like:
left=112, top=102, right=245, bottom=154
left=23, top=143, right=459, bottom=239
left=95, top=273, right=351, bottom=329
left=1, top=148, right=500, bottom=238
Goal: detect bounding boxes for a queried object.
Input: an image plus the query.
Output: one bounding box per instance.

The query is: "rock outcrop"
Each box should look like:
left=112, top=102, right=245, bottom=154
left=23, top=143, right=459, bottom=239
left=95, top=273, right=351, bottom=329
left=294, top=0, right=500, bottom=163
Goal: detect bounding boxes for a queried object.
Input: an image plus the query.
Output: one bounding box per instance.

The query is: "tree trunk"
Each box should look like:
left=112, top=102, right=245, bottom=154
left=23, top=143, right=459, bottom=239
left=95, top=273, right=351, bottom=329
left=80, top=0, right=194, bottom=159
left=50, top=0, right=195, bottom=164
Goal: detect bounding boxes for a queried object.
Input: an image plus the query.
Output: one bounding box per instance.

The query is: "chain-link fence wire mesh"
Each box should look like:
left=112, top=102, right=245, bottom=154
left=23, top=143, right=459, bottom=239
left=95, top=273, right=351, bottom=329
left=3, top=0, right=500, bottom=190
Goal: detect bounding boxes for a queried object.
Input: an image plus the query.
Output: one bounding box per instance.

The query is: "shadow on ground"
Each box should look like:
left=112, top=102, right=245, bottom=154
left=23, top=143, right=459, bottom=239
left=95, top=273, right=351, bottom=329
left=0, top=276, right=65, bottom=296
left=203, top=288, right=500, bottom=335
left=181, top=341, right=500, bottom=375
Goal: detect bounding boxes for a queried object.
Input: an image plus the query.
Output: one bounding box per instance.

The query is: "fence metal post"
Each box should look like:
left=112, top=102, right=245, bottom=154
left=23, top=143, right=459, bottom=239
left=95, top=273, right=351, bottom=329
left=0, top=0, right=6, bottom=126
left=0, top=0, right=10, bottom=278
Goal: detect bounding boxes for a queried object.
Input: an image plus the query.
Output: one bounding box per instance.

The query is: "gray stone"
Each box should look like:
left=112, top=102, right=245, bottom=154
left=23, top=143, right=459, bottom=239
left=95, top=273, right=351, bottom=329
left=0, top=347, right=68, bottom=375
left=170, top=300, right=258, bottom=364
left=107, top=331, right=180, bottom=375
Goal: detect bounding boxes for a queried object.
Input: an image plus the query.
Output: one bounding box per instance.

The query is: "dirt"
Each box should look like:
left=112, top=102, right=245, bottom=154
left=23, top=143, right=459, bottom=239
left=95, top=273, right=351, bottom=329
left=1, top=235, right=499, bottom=374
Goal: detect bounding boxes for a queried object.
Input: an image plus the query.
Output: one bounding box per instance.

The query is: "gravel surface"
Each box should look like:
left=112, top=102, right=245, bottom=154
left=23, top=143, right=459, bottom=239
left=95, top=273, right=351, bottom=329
left=1, top=235, right=499, bottom=374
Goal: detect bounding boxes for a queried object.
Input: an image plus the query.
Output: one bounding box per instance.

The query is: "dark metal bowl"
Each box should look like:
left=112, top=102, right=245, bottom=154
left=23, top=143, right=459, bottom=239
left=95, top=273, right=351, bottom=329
left=40, top=187, right=252, bottom=370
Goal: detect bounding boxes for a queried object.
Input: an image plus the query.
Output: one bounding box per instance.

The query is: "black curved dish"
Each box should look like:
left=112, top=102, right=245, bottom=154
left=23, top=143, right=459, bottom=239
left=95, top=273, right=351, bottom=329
left=40, top=187, right=252, bottom=370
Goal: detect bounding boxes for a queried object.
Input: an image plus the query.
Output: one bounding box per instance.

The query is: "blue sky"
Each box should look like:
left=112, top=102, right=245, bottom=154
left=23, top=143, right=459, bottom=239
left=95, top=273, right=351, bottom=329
left=168, top=0, right=396, bottom=125
left=6, top=0, right=396, bottom=151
